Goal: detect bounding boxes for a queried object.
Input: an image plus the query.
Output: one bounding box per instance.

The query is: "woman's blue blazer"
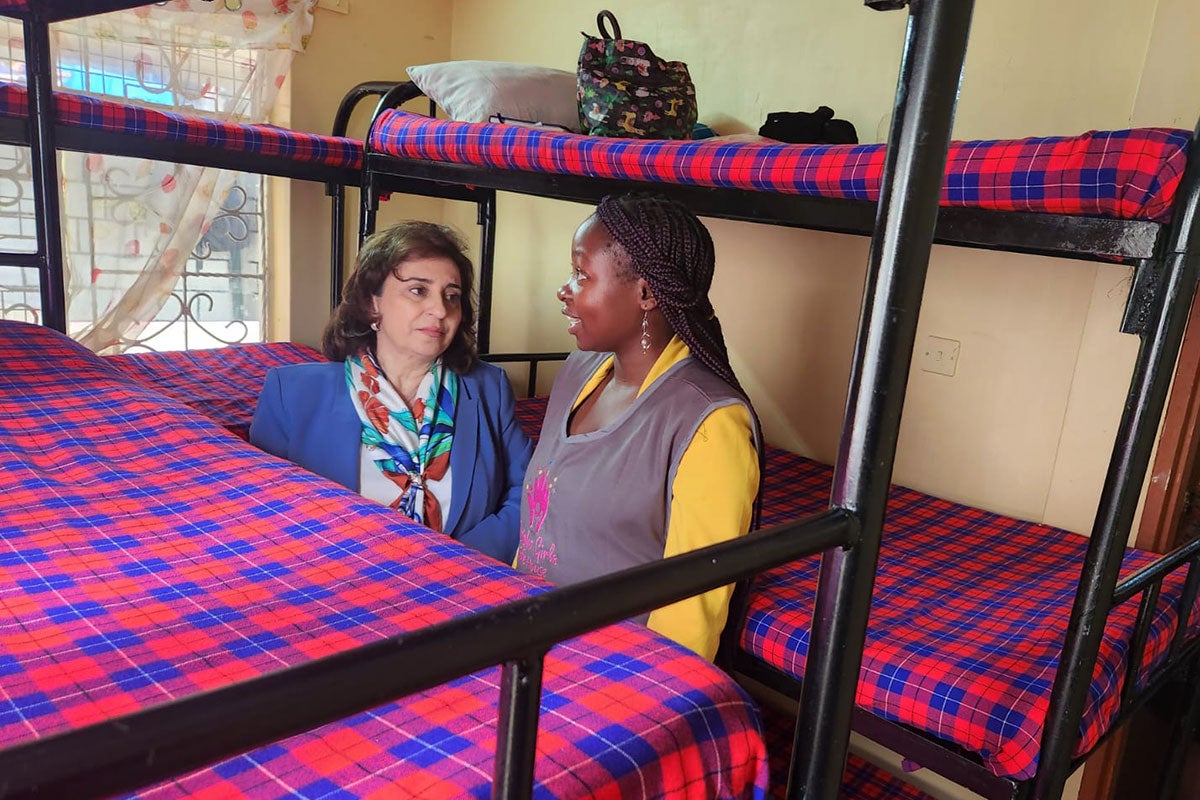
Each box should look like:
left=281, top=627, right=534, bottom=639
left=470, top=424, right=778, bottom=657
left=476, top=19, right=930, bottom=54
left=250, top=360, right=532, bottom=563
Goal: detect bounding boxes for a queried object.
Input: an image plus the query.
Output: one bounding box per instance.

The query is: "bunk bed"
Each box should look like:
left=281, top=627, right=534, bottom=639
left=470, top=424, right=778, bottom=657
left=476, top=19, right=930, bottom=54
left=346, top=8, right=1200, bottom=800
left=1, top=1, right=986, bottom=798
left=12, top=0, right=1193, bottom=798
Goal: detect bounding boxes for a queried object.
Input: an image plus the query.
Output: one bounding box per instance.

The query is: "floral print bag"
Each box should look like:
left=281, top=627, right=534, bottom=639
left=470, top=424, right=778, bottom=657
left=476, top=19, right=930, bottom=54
left=576, top=10, right=698, bottom=139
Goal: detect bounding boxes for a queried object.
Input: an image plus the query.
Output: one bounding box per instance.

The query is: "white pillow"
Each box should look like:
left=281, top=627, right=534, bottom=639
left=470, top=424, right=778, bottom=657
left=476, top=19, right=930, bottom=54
left=406, top=61, right=581, bottom=133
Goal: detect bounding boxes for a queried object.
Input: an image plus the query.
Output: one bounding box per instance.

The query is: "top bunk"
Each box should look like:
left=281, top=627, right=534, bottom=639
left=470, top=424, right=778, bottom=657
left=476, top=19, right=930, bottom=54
left=0, top=0, right=194, bottom=23
left=362, top=85, right=1197, bottom=263
left=0, top=81, right=365, bottom=185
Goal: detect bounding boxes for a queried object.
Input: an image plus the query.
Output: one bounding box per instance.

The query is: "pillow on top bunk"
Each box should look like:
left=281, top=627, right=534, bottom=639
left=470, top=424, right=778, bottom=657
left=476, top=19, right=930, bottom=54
left=407, top=61, right=580, bottom=133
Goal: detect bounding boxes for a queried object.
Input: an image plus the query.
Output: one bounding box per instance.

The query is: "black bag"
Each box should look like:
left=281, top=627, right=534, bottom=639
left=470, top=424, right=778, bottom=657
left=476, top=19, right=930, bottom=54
left=577, top=10, right=698, bottom=139
left=759, top=106, right=858, bottom=145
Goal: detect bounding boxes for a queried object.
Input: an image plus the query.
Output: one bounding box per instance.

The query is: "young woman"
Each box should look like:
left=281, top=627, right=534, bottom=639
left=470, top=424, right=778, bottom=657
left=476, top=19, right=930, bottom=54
left=251, top=222, right=531, bottom=563
left=516, top=193, right=761, bottom=660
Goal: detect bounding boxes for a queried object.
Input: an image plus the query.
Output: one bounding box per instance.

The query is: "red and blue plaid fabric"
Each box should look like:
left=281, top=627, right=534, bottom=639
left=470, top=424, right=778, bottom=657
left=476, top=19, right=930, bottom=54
left=370, top=111, right=1190, bottom=223
left=760, top=703, right=933, bottom=800
left=105, top=342, right=324, bottom=440
left=0, top=321, right=769, bottom=799
left=0, top=82, right=363, bottom=170
left=742, top=448, right=1200, bottom=781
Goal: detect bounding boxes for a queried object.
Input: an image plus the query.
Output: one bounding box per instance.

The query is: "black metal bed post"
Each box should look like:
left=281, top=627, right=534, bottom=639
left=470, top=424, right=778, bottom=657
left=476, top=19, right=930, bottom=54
left=327, top=81, right=409, bottom=309
left=23, top=11, right=68, bottom=333
left=492, top=655, right=545, bottom=799
left=357, top=84, right=415, bottom=247
left=788, top=1, right=974, bottom=799
left=329, top=180, right=347, bottom=305
left=1032, top=118, right=1200, bottom=800
left=476, top=192, right=497, bottom=354
left=358, top=164, right=379, bottom=245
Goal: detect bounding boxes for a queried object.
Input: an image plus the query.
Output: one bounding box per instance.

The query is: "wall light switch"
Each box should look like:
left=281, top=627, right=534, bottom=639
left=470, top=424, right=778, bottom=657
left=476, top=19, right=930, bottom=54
left=317, top=0, right=350, bottom=14
left=920, top=335, right=960, bottom=377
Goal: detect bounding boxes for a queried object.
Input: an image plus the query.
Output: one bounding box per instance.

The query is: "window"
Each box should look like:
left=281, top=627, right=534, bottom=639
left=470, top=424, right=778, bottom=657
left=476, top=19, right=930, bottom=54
left=0, top=14, right=270, bottom=352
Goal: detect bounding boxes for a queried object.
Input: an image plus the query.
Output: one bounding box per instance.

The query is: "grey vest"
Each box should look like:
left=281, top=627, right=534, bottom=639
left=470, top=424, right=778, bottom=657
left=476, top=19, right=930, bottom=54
left=516, top=350, right=752, bottom=610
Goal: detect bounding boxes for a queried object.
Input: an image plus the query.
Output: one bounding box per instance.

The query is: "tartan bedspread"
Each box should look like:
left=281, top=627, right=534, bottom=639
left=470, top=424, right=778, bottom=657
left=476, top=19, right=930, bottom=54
left=0, top=82, right=363, bottom=170
left=370, top=111, right=1189, bottom=223
left=0, top=322, right=769, bottom=799
left=743, top=448, right=1200, bottom=781
left=106, top=342, right=324, bottom=440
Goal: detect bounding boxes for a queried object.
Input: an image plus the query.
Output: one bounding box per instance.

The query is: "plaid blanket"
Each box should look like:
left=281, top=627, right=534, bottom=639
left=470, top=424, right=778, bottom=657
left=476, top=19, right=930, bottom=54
left=106, top=342, right=324, bottom=440
left=370, top=110, right=1189, bottom=223
left=0, top=322, right=768, bottom=799
left=743, top=448, right=1200, bottom=781
left=0, top=82, right=362, bottom=170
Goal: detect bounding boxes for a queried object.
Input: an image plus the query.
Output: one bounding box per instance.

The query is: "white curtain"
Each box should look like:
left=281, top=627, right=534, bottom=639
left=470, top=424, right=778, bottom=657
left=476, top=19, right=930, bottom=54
left=44, top=0, right=317, bottom=353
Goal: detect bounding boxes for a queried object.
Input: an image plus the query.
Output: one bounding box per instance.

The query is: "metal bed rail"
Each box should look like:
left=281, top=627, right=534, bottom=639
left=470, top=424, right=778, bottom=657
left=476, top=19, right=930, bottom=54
left=792, top=1, right=974, bottom=798
left=12, top=9, right=66, bottom=332
left=1111, top=536, right=1200, bottom=706
left=361, top=155, right=1167, bottom=264
left=482, top=351, right=571, bottom=397
left=1032, top=115, right=1200, bottom=800
left=0, top=509, right=857, bottom=800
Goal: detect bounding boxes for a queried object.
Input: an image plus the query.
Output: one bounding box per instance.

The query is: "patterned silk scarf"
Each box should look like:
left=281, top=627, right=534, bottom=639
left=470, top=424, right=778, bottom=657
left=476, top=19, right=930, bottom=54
left=346, top=353, right=458, bottom=531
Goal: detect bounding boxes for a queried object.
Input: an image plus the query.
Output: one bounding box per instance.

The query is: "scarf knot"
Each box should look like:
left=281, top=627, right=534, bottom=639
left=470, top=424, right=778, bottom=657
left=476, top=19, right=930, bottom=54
left=346, top=353, right=458, bottom=531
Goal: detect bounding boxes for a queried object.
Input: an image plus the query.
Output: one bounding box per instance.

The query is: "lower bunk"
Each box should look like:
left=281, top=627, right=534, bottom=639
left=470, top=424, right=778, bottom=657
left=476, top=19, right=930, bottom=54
left=0, top=320, right=770, bottom=799
left=100, top=338, right=1200, bottom=799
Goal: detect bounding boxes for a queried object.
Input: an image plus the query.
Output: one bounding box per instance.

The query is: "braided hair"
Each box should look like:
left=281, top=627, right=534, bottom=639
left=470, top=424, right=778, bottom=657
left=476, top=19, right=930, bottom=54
left=597, top=192, right=765, bottom=546
left=594, top=193, right=744, bottom=397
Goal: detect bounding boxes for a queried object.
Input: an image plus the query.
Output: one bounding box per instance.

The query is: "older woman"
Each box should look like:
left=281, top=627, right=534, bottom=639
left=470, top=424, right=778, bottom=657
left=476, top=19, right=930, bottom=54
left=250, top=222, right=531, bottom=563
left=515, top=193, right=761, bottom=660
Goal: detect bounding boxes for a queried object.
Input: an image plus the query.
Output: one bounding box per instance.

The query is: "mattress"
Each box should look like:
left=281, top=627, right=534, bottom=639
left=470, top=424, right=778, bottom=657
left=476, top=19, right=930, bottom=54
left=369, top=110, right=1189, bottom=223
left=744, top=448, right=1200, bottom=781
left=0, top=82, right=362, bottom=171
left=0, top=322, right=768, bottom=799
left=106, top=342, right=324, bottom=440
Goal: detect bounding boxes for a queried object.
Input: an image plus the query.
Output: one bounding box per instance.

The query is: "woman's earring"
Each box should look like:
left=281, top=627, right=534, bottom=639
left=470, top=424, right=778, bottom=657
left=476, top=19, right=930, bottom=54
left=370, top=320, right=380, bottom=332
left=640, top=310, right=651, bottom=353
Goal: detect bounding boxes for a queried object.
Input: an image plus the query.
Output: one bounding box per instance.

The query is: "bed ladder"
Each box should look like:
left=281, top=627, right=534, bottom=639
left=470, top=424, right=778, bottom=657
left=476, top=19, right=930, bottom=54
left=1, top=6, right=68, bottom=332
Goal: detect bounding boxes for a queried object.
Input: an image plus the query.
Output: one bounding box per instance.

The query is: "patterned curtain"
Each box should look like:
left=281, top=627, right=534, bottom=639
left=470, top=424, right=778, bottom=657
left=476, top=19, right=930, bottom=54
left=44, top=0, right=316, bottom=353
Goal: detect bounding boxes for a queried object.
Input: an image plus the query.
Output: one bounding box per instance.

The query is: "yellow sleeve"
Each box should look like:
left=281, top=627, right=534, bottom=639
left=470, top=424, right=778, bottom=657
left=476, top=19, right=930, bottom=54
left=646, top=403, right=759, bottom=661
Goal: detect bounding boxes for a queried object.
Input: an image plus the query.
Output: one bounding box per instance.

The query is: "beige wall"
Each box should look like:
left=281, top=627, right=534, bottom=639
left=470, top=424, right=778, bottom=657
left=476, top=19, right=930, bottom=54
left=282, top=0, right=1196, bottom=534
left=1131, top=0, right=1200, bottom=128
left=281, top=0, right=453, bottom=347
left=440, top=0, right=1196, bottom=538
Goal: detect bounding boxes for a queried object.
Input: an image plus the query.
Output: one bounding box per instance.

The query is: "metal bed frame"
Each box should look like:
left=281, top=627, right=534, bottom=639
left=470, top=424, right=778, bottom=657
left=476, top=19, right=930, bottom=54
left=2, top=1, right=1197, bottom=800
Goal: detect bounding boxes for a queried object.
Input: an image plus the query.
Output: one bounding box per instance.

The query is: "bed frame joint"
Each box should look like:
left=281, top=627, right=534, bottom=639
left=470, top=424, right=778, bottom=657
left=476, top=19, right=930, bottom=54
left=1121, top=259, right=1164, bottom=336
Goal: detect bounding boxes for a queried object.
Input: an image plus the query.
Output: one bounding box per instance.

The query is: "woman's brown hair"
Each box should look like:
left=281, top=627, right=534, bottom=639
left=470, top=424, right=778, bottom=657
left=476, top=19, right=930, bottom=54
left=322, top=222, right=478, bottom=373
